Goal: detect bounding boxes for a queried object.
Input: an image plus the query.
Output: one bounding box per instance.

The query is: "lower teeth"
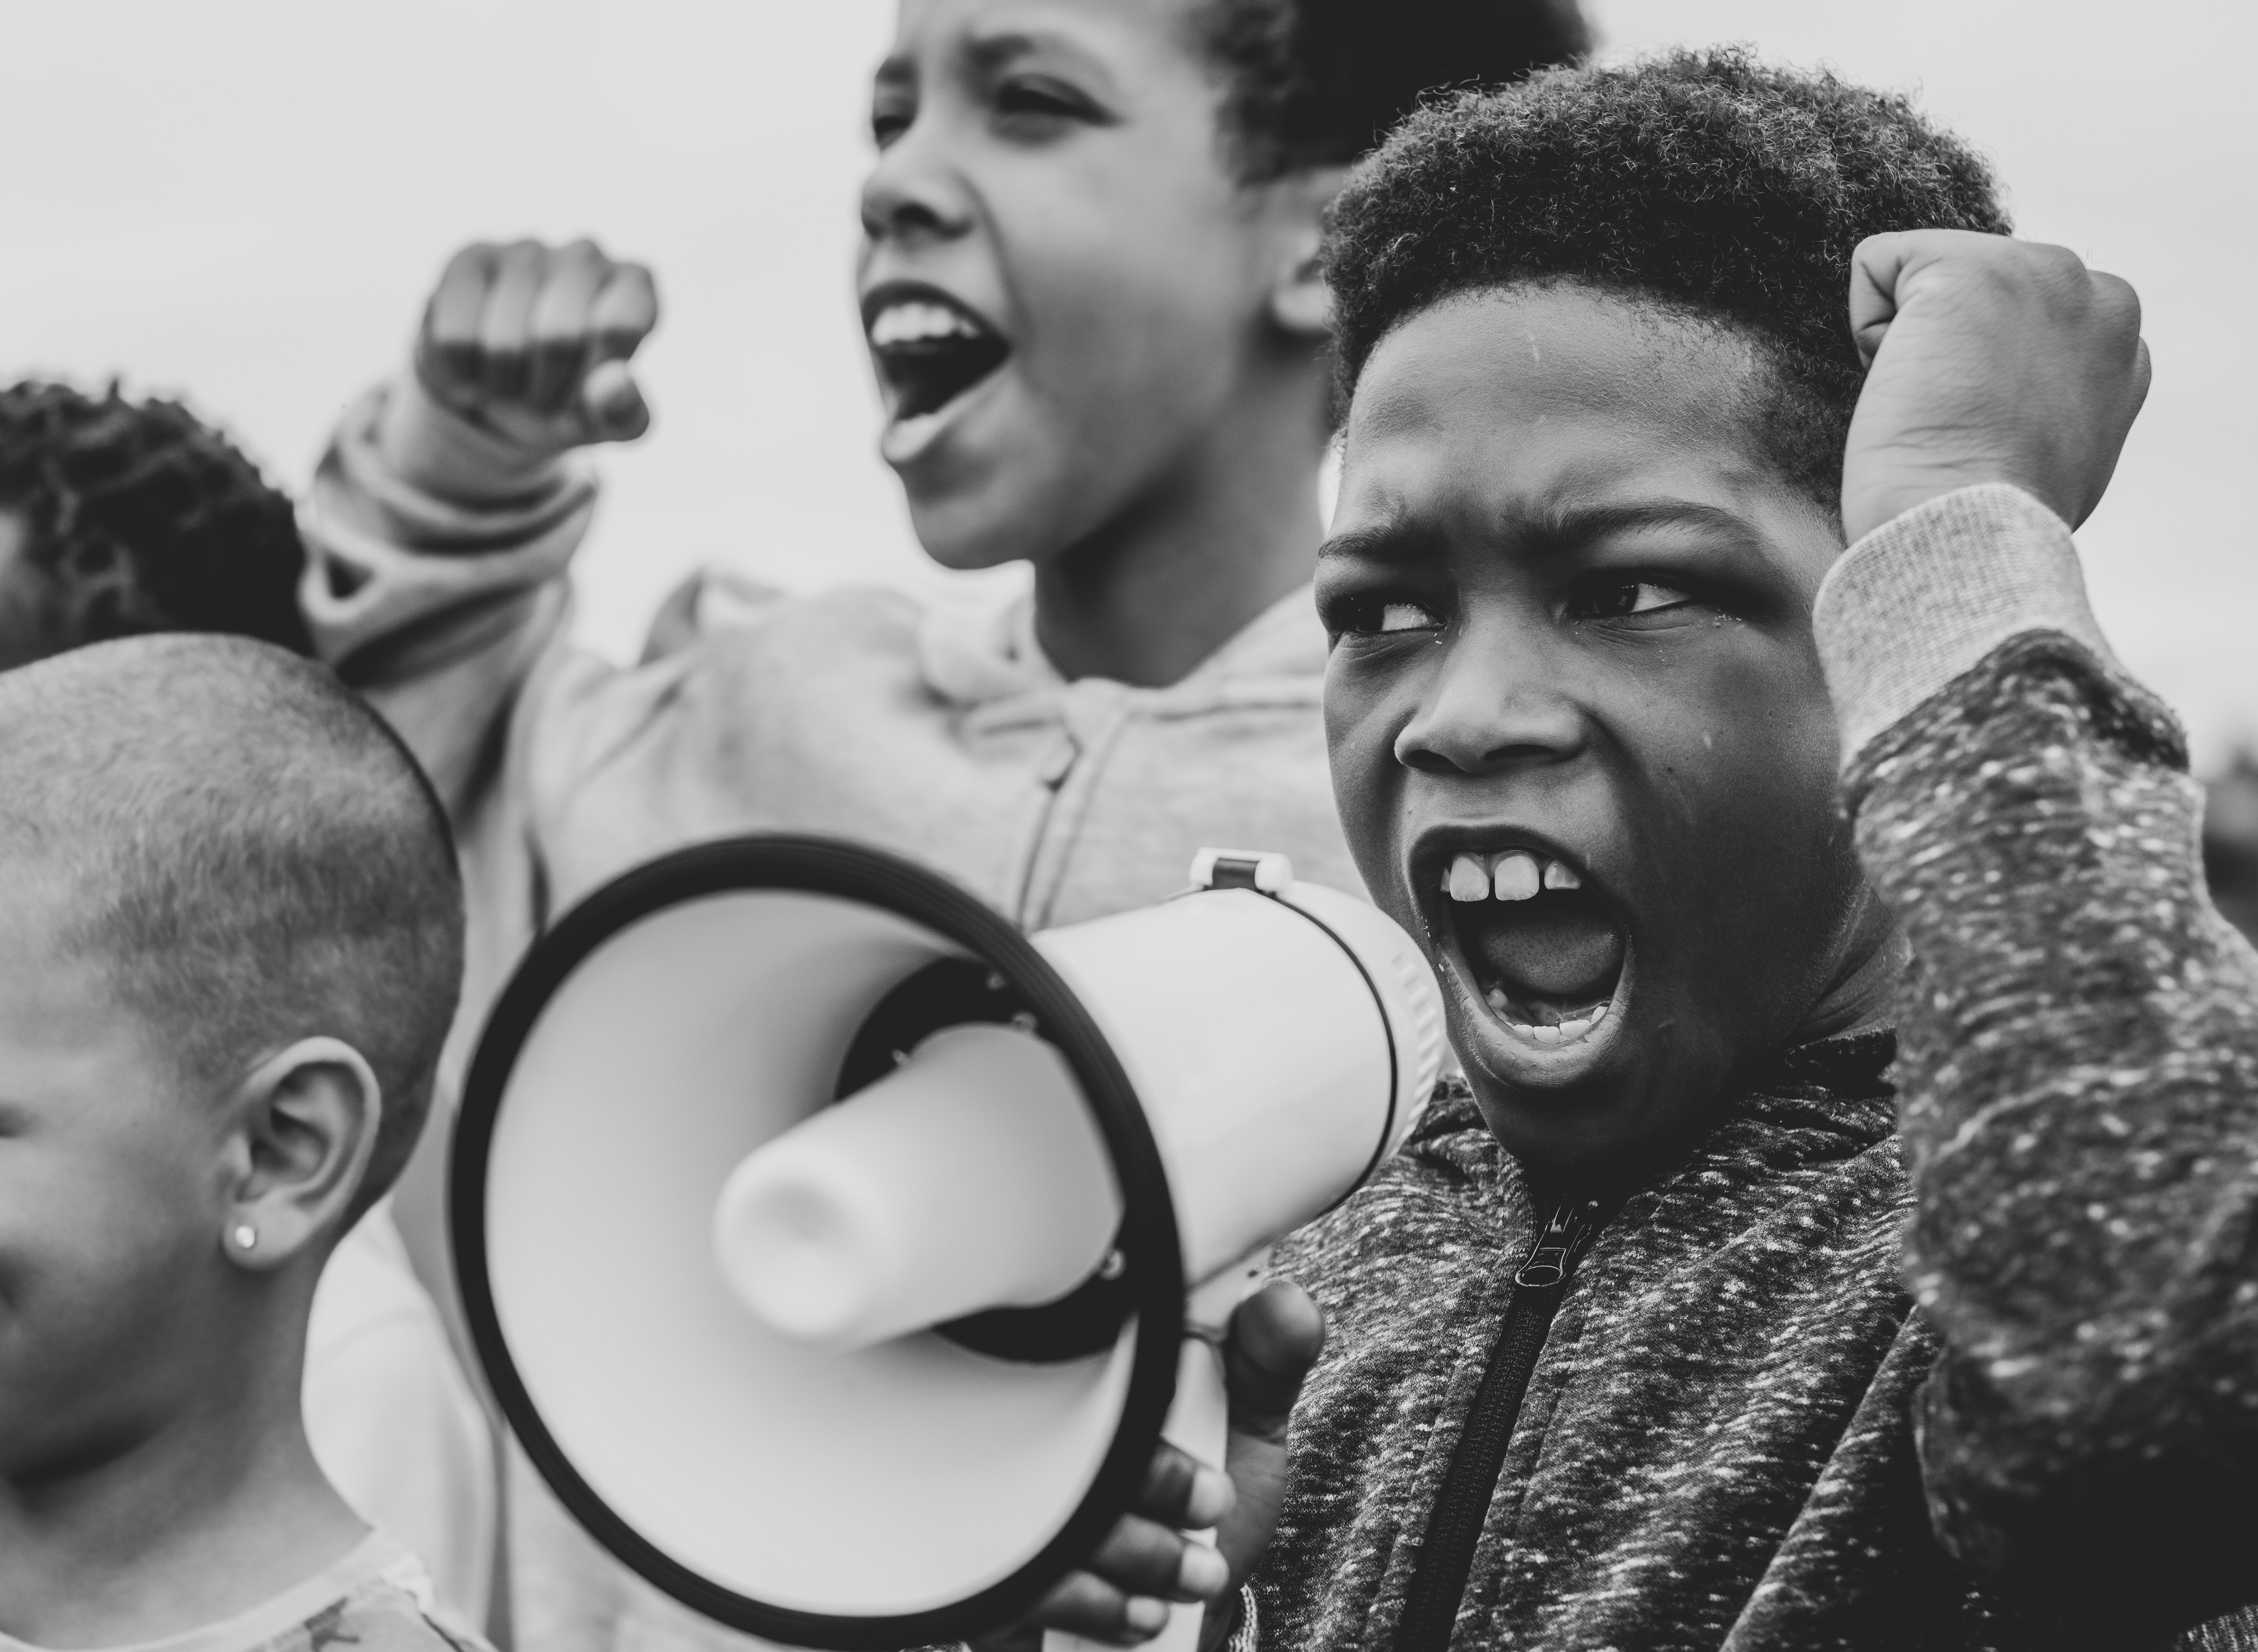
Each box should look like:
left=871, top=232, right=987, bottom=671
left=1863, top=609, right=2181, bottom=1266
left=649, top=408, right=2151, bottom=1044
left=1484, top=988, right=1609, bottom=1043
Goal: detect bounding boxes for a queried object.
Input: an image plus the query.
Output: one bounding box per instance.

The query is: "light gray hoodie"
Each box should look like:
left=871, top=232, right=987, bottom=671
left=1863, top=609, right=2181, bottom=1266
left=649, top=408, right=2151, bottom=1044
left=298, top=377, right=1359, bottom=1652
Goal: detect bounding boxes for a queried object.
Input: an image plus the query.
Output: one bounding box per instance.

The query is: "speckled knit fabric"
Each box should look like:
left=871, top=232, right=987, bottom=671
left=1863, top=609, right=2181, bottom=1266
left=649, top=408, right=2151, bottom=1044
left=1255, top=490, right=2258, bottom=1649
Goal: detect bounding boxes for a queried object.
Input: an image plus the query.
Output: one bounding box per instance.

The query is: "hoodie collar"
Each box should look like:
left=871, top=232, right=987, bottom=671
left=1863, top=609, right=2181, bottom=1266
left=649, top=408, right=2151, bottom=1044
left=917, top=583, right=1328, bottom=708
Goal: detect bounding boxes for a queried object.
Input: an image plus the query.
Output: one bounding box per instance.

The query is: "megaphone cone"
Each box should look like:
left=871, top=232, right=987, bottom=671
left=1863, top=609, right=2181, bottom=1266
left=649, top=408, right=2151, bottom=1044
left=453, top=837, right=1441, bottom=1650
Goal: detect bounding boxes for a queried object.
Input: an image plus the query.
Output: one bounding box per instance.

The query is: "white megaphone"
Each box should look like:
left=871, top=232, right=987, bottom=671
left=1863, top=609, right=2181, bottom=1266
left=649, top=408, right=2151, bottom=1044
left=453, top=836, right=1443, bottom=1652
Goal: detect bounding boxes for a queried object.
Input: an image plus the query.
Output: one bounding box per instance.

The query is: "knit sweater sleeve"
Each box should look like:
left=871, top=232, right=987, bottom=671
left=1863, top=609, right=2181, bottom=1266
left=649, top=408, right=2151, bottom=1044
left=1814, top=485, right=2258, bottom=1634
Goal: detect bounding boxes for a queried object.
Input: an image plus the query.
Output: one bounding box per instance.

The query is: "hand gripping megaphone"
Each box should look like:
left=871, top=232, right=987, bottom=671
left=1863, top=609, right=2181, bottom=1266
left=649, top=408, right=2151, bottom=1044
left=452, top=836, right=1443, bottom=1651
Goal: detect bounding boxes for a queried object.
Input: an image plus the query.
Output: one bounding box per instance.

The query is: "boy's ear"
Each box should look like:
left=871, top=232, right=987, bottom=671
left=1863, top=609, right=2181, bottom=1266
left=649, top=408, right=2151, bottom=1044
left=1264, top=165, right=1350, bottom=341
left=218, top=1038, right=383, bottom=1273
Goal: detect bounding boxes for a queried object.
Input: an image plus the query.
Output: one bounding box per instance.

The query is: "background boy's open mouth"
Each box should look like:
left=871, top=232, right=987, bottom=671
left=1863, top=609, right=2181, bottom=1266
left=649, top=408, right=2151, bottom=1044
left=1434, top=848, right=1626, bottom=1047
left=865, top=286, right=1010, bottom=424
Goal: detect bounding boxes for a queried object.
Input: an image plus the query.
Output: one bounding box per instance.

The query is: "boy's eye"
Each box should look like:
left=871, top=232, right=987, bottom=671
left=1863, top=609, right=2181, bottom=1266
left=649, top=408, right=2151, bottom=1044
left=1332, top=596, right=1442, bottom=638
left=871, top=95, right=915, bottom=147
left=1564, top=579, right=1695, bottom=620
left=993, top=76, right=1102, bottom=129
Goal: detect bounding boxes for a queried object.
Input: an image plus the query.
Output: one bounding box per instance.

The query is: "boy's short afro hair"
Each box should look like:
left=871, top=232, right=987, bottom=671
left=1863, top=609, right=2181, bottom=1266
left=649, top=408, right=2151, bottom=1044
left=0, top=381, right=310, bottom=656
left=1323, top=48, right=2013, bottom=501
left=1197, top=0, right=1592, bottom=179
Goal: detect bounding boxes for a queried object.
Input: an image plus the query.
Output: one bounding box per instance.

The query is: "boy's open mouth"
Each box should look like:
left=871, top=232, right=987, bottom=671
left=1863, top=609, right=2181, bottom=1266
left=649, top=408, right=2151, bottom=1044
left=1430, top=847, right=1628, bottom=1050
left=865, top=286, right=1010, bottom=424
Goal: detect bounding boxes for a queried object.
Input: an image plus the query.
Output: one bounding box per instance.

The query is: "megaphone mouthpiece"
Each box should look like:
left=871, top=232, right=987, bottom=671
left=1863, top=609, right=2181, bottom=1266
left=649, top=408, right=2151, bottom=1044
left=714, top=1022, right=1122, bottom=1352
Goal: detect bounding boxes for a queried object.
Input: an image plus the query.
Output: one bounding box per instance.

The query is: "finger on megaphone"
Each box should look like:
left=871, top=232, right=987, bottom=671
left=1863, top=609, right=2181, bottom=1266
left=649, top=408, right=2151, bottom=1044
left=1088, top=1513, right=1231, bottom=1605
left=1223, top=1280, right=1323, bottom=1436
left=579, top=358, right=651, bottom=442
left=1136, top=1439, right=1234, bottom=1530
left=1026, top=1569, right=1172, bottom=1645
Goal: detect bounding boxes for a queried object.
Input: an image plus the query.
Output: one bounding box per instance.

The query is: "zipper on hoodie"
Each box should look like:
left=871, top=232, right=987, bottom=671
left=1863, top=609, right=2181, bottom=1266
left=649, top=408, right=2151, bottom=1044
left=1390, top=1193, right=1613, bottom=1652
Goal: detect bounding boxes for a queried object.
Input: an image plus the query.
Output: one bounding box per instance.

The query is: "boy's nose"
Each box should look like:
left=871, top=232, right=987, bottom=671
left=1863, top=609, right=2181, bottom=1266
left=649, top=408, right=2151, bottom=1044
left=860, top=128, right=975, bottom=247
left=1394, top=631, right=1587, bottom=777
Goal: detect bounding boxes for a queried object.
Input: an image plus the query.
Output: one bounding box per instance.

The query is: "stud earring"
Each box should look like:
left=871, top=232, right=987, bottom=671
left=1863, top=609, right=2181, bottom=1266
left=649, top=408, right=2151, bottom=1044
left=230, top=1223, right=258, bottom=1251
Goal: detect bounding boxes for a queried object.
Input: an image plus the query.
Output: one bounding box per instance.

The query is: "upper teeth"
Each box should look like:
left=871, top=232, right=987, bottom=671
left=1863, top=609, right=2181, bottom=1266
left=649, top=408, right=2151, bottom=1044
left=870, top=301, right=984, bottom=347
left=1443, top=850, right=1579, bottom=902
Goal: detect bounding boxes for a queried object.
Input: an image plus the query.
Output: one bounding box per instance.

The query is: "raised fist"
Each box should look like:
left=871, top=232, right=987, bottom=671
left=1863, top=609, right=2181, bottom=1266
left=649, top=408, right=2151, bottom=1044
left=413, top=239, right=660, bottom=459
left=1842, top=229, right=2150, bottom=543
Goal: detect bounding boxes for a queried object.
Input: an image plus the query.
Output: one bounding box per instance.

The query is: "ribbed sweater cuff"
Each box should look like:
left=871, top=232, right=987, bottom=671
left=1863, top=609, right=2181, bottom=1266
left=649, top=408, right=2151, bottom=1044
left=1812, top=484, right=2119, bottom=769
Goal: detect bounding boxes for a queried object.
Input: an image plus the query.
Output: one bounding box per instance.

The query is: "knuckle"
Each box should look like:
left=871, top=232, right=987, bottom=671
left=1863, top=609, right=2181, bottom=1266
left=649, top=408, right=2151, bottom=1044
left=1040, top=1572, right=1130, bottom=1639
left=1141, top=1447, right=1198, bottom=1516
left=1099, top=1519, right=1185, bottom=1589
left=2096, top=274, right=2143, bottom=330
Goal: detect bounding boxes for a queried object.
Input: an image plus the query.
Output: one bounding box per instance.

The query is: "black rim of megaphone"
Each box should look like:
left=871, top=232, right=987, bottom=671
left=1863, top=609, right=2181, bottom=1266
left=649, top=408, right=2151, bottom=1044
left=450, top=834, right=1187, bottom=1651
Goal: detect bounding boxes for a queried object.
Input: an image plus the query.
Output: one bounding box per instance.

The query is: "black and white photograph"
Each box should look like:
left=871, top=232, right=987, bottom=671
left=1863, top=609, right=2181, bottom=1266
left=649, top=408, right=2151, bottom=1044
left=0, top=3, right=2252, bottom=1650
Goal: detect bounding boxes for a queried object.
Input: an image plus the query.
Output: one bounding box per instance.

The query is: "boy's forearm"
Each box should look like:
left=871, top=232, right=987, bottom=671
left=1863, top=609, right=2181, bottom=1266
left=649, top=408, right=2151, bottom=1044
left=1815, top=485, right=2258, bottom=1619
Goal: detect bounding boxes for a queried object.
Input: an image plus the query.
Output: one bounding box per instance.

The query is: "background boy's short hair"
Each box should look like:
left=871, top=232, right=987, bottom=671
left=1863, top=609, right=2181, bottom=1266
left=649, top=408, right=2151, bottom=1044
left=1321, top=47, right=2012, bottom=503
left=0, top=381, right=310, bottom=656
left=1198, top=0, right=1591, bottom=179
left=0, top=635, right=462, bottom=1221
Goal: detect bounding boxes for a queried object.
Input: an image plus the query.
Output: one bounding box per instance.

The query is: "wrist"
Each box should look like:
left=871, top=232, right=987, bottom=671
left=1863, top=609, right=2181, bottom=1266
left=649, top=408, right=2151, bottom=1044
left=1815, top=482, right=2114, bottom=769
left=1840, top=457, right=2070, bottom=549
left=375, top=368, right=571, bottom=508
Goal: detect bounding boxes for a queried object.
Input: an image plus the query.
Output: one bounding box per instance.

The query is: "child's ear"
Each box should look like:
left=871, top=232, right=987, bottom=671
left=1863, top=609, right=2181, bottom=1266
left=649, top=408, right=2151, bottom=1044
left=218, top=1038, right=383, bottom=1273
left=1264, top=164, right=1350, bottom=341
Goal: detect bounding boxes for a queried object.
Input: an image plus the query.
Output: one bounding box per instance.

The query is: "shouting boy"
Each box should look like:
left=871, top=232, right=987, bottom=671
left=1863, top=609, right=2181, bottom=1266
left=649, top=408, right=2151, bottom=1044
left=0, top=638, right=474, bottom=1652
left=300, top=0, right=1592, bottom=952
left=1012, top=49, right=2258, bottom=1650
left=297, top=3, right=1585, bottom=1645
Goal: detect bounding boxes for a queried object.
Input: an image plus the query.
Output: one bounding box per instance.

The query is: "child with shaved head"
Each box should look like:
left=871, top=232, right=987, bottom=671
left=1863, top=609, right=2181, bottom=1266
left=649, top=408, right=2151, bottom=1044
left=0, top=635, right=477, bottom=1652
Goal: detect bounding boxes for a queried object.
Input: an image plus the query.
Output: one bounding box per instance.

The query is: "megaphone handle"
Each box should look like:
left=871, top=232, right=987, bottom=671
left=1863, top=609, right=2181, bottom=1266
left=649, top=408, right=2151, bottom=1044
left=1046, top=1334, right=1230, bottom=1652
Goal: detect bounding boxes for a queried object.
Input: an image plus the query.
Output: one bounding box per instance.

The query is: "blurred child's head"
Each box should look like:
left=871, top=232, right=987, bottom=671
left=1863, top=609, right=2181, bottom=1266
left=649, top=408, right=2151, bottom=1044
left=0, top=383, right=310, bottom=673
left=1314, top=51, right=2006, bottom=1176
left=858, top=0, right=1588, bottom=569
left=0, top=636, right=461, bottom=1482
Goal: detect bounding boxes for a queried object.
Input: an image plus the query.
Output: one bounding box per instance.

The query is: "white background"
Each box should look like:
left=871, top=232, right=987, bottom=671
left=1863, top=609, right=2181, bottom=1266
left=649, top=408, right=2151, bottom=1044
left=3, top=1, right=2250, bottom=766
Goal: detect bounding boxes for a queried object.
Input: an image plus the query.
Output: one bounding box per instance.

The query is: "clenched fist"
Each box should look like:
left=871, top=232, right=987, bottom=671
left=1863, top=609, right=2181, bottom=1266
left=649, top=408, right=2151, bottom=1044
left=1841, top=230, right=2150, bottom=543
left=413, top=239, right=660, bottom=459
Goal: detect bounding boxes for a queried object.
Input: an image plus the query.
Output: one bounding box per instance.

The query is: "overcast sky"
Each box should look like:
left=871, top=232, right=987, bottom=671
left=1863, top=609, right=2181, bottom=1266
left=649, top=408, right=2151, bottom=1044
left=4, top=0, right=2250, bottom=766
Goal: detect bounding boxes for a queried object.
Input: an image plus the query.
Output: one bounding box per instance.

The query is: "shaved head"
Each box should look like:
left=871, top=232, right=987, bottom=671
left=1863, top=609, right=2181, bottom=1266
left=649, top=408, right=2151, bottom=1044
left=0, top=635, right=462, bottom=1216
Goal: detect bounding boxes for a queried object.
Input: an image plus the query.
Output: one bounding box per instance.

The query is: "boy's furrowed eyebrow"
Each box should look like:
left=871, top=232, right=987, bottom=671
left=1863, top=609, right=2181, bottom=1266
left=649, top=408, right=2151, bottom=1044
left=1318, top=517, right=1426, bottom=567
left=1318, top=499, right=1752, bottom=566
left=1536, top=499, right=1757, bottom=548
left=1319, top=494, right=1752, bottom=564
